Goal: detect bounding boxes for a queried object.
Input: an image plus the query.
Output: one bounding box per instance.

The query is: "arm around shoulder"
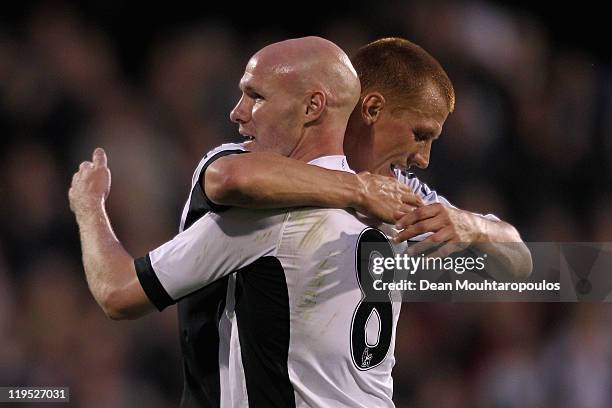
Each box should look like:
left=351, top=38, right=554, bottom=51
left=204, top=152, right=360, bottom=209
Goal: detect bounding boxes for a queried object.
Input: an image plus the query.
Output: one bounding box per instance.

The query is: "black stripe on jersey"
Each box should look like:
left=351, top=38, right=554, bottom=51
left=134, top=254, right=174, bottom=311
left=234, top=256, right=295, bottom=408
left=178, top=276, right=230, bottom=408
left=178, top=148, right=246, bottom=407
left=183, top=149, right=247, bottom=230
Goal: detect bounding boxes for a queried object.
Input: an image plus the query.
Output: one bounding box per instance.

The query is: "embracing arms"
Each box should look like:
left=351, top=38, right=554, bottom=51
left=204, top=152, right=532, bottom=279
left=205, top=152, right=422, bottom=223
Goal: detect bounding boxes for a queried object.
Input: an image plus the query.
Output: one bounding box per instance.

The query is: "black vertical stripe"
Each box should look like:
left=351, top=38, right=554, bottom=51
left=178, top=148, right=245, bottom=407
left=234, top=257, right=295, bottom=408
left=178, top=278, right=229, bottom=408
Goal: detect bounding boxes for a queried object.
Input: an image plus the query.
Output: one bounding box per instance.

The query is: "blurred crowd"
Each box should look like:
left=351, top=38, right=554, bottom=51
left=0, top=1, right=610, bottom=407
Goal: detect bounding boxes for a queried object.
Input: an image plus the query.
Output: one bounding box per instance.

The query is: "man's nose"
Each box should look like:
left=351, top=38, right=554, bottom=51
left=413, top=146, right=431, bottom=169
left=230, top=95, right=249, bottom=124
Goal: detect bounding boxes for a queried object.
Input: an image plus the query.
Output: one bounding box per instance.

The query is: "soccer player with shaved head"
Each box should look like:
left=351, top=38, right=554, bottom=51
left=70, top=37, right=422, bottom=407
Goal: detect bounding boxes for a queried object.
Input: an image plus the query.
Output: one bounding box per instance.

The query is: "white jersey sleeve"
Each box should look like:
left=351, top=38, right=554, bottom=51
left=135, top=208, right=287, bottom=310
left=395, top=169, right=500, bottom=222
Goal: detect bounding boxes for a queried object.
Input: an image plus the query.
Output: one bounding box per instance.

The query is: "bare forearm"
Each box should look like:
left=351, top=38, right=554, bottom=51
left=70, top=148, right=153, bottom=319
left=472, top=218, right=533, bottom=280
left=206, top=153, right=361, bottom=209
left=75, top=205, right=141, bottom=318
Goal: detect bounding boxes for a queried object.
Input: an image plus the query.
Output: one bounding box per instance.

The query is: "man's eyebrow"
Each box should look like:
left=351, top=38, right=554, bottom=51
left=416, top=123, right=443, bottom=138
left=240, top=84, right=258, bottom=95
left=414, top=128, right=436, bottom=138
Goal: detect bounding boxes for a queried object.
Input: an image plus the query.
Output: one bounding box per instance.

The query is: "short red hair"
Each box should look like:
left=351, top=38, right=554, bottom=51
left=351, top=37, right=455, bottom=113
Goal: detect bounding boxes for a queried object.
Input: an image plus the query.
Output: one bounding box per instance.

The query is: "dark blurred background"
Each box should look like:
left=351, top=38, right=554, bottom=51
left=0, top=1, right=610, bottom=407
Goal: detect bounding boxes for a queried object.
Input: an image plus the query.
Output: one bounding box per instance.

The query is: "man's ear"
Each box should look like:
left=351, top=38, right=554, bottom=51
left=361, top=92, right=386, bottom=125
left=305, top=91, right=326, bottom=125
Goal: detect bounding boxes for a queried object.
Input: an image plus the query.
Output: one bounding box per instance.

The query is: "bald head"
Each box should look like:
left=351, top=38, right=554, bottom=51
left=230, top=37, right=360, bottom=160
left=250, top=36, right=361, bottom=117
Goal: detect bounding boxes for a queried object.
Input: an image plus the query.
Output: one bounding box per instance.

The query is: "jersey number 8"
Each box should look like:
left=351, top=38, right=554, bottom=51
left=350, top=228, right=395, bottom=371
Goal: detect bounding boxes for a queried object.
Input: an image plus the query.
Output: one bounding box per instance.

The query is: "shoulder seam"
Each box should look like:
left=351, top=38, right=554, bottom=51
left=272, top=211, right=292, bottom=257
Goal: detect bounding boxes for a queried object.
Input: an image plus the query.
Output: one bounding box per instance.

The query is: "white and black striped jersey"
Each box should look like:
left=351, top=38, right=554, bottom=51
left=135, top=143, right=500, bottom=407
left=136, top=154, right=406, bottom=407
left=166, top=143, right=249, bottom=408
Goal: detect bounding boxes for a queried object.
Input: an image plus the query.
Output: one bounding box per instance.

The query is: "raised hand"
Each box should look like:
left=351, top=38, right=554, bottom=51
left=69, top=148, right=112, bottom=216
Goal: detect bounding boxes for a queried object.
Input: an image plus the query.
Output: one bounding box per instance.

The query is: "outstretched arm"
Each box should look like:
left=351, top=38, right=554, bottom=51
left=69, top=148, right=153, bottom=320
left=204, top=152, right=423, bottom=223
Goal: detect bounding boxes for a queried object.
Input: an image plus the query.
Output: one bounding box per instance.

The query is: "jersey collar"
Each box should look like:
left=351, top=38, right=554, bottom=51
left=307, top=155, right=354, bottom=173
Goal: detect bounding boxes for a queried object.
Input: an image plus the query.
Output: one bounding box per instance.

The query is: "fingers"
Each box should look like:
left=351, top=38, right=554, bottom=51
left=93, top=147, right=107, bottom=168
left=79, top=161, right=93, bottom=171
left=395, top=203, right=442, bottom=228
left=396, top=203, right=418, bottom=214
left=405, top=229, right=453, bottom=254
left=401, top=193, right=424, bottom=208
left=75, top=148, right=107, bottom=176
left=395, top=183, right=423, bottom=205
left=394, top=217, right=446, bottom=243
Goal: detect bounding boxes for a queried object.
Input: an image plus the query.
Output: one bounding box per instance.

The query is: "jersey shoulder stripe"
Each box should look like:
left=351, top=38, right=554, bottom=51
left=179, top=143, right=248, bottom=232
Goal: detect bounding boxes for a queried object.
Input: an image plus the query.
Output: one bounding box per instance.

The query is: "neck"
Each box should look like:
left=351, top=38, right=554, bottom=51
left=289, top=123, right=345, bottom=162
left=343, top=117, right=372, bottom=173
